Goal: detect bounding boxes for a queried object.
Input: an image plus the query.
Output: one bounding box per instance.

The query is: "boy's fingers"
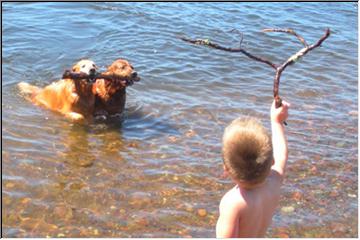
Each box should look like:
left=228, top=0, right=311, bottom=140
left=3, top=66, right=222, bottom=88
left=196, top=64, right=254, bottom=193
left=282, top=104, right=288, bottom=112
left=281, top=100, right=290, bottom=108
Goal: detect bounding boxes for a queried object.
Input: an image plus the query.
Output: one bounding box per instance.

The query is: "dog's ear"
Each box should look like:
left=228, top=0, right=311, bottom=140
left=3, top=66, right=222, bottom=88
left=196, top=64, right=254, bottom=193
left=107, top=64, right=116, bottom=74
left=72, top=64, right=80, bottom=73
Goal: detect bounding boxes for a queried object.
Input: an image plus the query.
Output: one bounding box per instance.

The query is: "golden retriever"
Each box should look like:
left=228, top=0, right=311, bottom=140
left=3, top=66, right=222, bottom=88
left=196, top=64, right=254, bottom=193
left=18, top=59, right=98, bottom=121
left=94, top=59, right=140, bottom=118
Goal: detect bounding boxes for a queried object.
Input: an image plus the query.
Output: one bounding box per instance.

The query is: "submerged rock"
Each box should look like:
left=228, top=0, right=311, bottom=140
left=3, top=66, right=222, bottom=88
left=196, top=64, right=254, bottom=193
left=291, top=191, right=303, bottom=201
left=129, top=192, right=152, bottom=207
left=53, top=204, right=73, bottom=220
left=185, top=129, right=196, bottom=138
left=276, top=232, right=290, bottom=238
left=197, top=209, right=207, bottom=217
left=281, top=206, right=295, bottom=213
left=168, top=136, right=178, bottom=143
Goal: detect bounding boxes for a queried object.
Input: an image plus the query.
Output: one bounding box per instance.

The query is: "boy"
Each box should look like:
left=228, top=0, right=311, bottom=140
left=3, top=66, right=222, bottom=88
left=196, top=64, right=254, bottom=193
left=216, top=100, right=290, bottom=238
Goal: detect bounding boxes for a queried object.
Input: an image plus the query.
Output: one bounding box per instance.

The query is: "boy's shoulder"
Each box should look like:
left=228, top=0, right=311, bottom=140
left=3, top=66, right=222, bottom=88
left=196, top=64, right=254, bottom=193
left=219, top=186, right=247, bottom=213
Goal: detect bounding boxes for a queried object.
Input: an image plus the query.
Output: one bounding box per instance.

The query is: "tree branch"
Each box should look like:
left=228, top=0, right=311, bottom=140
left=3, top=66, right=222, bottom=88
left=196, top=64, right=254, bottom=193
left=262, top=28, right=308, bottom=47
left=179, top=36, right=278, bottom=69
left=180, top=28, right=331, bottom=112
left=273, top=28, right=330, bottom=107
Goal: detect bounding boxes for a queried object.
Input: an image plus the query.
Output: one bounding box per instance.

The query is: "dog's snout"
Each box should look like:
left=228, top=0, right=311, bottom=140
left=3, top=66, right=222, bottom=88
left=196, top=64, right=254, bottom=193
left=90, top=68, right=96, bottom=74
left=131, top=71, right=138, bottom=78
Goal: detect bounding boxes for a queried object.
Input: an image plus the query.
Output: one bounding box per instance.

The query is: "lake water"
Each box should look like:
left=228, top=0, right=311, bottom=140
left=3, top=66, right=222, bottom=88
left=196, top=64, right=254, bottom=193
left=2, top=2, right=358, bottom=238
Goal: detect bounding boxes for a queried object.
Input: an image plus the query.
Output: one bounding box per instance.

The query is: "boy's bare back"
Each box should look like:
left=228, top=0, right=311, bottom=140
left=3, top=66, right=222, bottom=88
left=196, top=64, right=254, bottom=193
left=216, top=100, right=290, bottom=238
left=217, top=171, right=282, bottom=237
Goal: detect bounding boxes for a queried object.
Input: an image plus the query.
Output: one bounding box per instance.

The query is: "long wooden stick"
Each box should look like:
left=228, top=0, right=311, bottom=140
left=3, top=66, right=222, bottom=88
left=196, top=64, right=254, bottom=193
left=180, top=28, right=331, bottom=109
left=62, top=71, right=140, bottom=86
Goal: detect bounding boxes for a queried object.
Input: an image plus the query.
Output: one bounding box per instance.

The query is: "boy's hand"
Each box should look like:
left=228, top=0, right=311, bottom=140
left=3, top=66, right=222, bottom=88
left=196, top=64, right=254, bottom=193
left=271, top=100, right=290, bottom=124
left=270, top=99, right=290, bottom=178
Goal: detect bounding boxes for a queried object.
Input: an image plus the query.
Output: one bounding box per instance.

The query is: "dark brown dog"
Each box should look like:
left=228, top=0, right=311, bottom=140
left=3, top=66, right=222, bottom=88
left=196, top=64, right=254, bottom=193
left=94, top=59, right=140, bottom=118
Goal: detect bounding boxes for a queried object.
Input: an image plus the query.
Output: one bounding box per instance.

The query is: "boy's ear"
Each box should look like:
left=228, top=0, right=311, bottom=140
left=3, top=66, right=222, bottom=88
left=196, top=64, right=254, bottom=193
left=223, top=165, right=229, bottom=178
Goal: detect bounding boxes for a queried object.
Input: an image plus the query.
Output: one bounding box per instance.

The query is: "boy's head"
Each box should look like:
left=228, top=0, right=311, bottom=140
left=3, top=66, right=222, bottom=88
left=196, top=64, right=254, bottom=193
left=222, top=117, right=273, bottom=187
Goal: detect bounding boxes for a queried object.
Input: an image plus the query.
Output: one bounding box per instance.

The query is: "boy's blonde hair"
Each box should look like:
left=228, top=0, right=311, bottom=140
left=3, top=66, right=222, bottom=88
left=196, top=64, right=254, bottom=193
left=222, top=117, right=273, bottom=185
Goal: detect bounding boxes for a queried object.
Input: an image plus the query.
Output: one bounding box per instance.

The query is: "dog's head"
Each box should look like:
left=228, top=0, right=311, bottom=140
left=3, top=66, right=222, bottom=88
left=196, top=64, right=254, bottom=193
left=95, top=59, right=140, bottom=100
left=104, top=59, right=140, bottom=82
left=94, top=59, right=140, bottom=116
left=69, top=59, right=98, bottom=111
left=72, top=59, right=98, bottom=76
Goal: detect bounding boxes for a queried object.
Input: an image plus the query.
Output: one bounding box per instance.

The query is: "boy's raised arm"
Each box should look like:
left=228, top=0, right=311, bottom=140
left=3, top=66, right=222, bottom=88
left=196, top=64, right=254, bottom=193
left=270, top=100, right=290, bottom=178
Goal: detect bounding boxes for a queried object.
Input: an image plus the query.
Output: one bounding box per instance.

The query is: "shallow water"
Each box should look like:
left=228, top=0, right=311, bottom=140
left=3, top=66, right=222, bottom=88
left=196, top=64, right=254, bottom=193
left=2, top=2, right=358, bottom=238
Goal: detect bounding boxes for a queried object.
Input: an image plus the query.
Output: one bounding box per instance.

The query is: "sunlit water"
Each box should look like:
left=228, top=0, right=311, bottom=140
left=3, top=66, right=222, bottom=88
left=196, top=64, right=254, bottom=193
left=2, top=2, right=358, bottom=237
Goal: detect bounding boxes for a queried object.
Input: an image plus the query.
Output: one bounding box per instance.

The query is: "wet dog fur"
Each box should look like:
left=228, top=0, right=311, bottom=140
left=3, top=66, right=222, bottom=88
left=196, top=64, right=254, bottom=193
left=18, top=59, right=98, bottom=121
left=94, top=59, right=140, bottom=118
